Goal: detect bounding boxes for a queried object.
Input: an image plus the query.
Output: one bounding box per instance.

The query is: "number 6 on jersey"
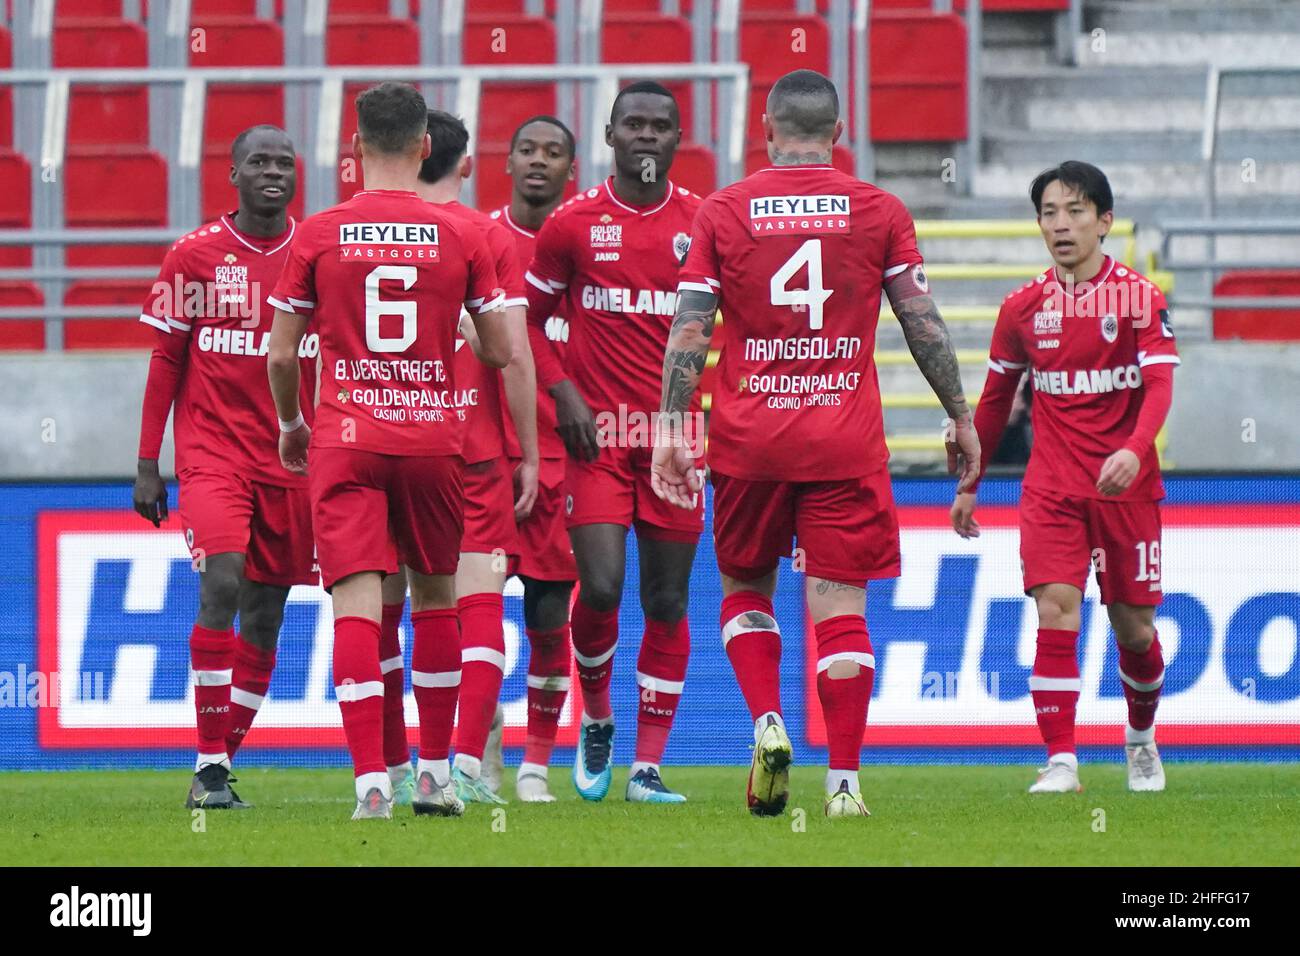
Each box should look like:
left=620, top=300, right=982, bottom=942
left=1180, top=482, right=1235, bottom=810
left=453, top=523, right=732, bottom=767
left=770, top=238, right=833, bottom=330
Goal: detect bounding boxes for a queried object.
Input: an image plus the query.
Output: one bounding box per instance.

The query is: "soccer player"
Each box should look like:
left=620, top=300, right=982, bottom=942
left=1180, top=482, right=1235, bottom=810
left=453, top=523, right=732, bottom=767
left=950, top=161, right=1178, bottom=794
left=526, top=82, right=704, bottom=803
left=406, top=109, right=538, bottom=805
left=490, top=115, right=579, bottom=802
left=652, top=70, right=981, bottom=817
left=133, top=125, right=316, bottom=811
left=266, top=83, right=511, bottom=820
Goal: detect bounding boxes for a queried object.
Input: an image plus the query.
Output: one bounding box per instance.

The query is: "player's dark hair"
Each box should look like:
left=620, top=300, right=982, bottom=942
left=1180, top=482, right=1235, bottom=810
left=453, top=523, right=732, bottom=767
left=355, top=82, right=428, bottom=155
left=418, top=110, right=470, bottom=184
left=766, top=70, right=839, bottom=140
left=510, top=114, right=576, bottom=159
left=1030, top=161, right=1114, bottom=218
left=231, top=124, right=290, bottom=162
left=610, top=81, right=678, bottom=124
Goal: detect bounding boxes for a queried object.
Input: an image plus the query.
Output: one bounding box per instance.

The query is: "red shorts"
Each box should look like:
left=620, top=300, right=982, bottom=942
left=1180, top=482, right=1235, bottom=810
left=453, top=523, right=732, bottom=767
left=513, top=456, right=577, bottom=581
left=565, top=443, right=702, bottom=541
left=309, top=446, right=464, bottom=589
left=178, top=468, right=316, bottom=587
left=1020, top=488, right=1164, bottom=606
left=711, top=468, right=900, bottom=585
left=462, top=456, right=519, bottom=563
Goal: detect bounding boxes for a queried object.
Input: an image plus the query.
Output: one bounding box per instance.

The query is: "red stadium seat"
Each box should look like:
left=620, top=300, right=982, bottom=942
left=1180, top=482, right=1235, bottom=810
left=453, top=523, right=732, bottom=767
left=0, top=27, right=12, bottom=149
left=327, top=16, right=421, bottom=145
left=670, top=143, right=716, bottom=196
left=326, top=0, right=393, bottom=14
left=463, top=16, right=557, bottom=148
left=474, top=145, right=513, bottom=212
left=601, top=15, right=695, bottom=140
left=869, top=13, right=966, bottom=141
left=0, top=148, right=31, bottom=268
left=191, top=0, right=259, bottom=13
left=201, top=151, right=306, bottom=222
left=54, top=19, right=150, bottom=148
left=1213, top=271, right=1300, bottom=341
left=740, top=13, right=829, bottom=141
left=55, top=0, right=126, bottom=17
left=192, top=18, right=286, bottom=149
left=65, top=149, right=168, bottom=226
left=63, top=280, right=156, bottom=350
left=338, top=148, right=364, bottom=203
left=0, top=283, right=44, bottom=351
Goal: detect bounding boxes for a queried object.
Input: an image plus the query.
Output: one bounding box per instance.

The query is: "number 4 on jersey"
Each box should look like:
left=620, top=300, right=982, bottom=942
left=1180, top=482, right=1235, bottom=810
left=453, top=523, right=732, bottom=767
left=770, top=238, right=833, bottom=330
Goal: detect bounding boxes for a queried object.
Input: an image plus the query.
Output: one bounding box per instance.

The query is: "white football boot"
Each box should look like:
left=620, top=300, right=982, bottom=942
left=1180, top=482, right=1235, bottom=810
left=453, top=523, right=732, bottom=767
left=1126, top=742, right=1166, bottom=792
left=412, top=771, right=466, bottom=817
left=351, top=787, right=393, bottom=821
left=1028, top=754, right=1083, bottom=793
left=824, top=780, right=870, bottom=817
left=515, top=767, right=558, bottom=803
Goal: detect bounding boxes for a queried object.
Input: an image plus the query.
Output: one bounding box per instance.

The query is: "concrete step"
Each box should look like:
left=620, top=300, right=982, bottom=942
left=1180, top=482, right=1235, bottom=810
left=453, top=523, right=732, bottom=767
left=975, top=161, right=1300, bottom=199
left=982, top=128, right=1300, bottom=165
left=984, top=90, right=1300, bottom=134
left=1075, top=32, right=1300, bottom=68
left=1086, top=0, right=1300, bottom=34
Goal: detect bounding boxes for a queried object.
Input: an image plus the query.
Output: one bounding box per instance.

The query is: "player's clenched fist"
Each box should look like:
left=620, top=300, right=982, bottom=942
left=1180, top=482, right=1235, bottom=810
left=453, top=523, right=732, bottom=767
left=279, top=422, right=310, bottom=475
left=1096, top=447, right=1140, bottom=496
left=551, top=380, right=600, bottom=462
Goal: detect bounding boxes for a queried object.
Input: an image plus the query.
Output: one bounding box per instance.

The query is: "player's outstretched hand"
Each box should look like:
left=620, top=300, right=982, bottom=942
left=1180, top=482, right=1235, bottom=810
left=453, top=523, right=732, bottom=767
left=946, top=415, right=982, bottom=493
left=1096, top=448, right=1139, bottom=496
left=279, top=423, right=311, bottom=475
left=513, top=459, right=539, bottom=522
left=132, top=458, right=169, bottom=527
left=552, top=381, right=601, bottom=462
left=951, top=492, right=980, bottom=539
left=651, top=443, right=702, bottom=511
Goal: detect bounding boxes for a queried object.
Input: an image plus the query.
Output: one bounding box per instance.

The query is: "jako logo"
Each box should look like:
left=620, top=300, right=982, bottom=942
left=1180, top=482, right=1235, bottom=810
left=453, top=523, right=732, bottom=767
left=50, top=886, right=151, bottom=936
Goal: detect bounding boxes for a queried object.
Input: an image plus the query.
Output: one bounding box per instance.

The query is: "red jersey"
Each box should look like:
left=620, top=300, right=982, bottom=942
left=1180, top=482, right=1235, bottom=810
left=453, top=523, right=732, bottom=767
left=442, top=201, right=526, bottom=464
left=492, top=204, right=568, bottom=461
left=138, top=213, right=317, bottom=486
left=679, top=164, right=923, bottom=482
left=268, top=189, right=504, bottom=458
left=986, top=257, right=1180, bottom=500
left=526, top=178, right=704, bottom=423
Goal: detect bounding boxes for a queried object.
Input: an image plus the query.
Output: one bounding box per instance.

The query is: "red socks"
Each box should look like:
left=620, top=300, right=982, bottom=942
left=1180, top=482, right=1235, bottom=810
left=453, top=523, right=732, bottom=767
left=524, top=625, right=571, bottom=769
left=454, top=593, right=506, bottom=762
left=190, top=624, right=234, bottom=767
left=814, top=615, right=875, bottom=771
left=1031, top=628, right=1081, bottom=757
left=332, top=616, right=386, bottom=779
left=410, top=608, right=461, bottom=761
left=1119, top=631, right=1165, bottom=735
left=721, top=591, right=782, bottom=720
left=571, top=599, right=619, bottom=720
left=379, top=602, right=409, bottom=768
left=634, top=618, right=690, bottom=765
left=225, top=639, right=274, bottom=759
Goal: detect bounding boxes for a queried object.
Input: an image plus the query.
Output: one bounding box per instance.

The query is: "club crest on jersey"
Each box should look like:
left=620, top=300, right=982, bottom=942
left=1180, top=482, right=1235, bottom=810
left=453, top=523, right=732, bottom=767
left=1101, top=313, right=1119, bottom=343
left=590, top=223, right=622, bottom=249
left=672, top=231, right=692, bottom=262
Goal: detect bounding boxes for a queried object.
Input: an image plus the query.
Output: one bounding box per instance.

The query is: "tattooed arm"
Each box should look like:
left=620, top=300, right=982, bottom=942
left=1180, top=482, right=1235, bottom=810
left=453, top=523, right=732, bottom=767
left=885, top=274, right=980, bottom=490
left=651, top=288, right=718, bottom=509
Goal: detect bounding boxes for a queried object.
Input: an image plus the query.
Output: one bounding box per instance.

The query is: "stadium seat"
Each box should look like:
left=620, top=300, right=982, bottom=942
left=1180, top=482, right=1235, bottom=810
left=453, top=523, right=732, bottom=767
left=191, top=0, right=260, bottom=13
left=0, top=27, right=12, bottom=149
left=474, top=145, right=513, bottom=212
left=327, top=16, right=421, bottom=145
left=337, top=148, right=363, bottom=203
left=65, top=149, right=168, bottom=226
left=191, top=18, right=286, bottom=149
left=201, top=152, right=306, bottom=222
left=326, top=0, right=395, bottom=14
left=0, top=283, right=44, bottom=351
left=601, top=15, right=695, bottom=140
left=55, top=0, right=127, bottom=17
left=0, top=148, right=32, bottom=268
left=869, top=13, right=966, bottom=141
left=670, top=143, right=716, bottom=196
left=54, top=19, right=150, bottom=148
left=740, top=13, right=829, bottom=141
left=1213, top=271, right=1300, bottom=341
left=63, top=280, right=156, bottom=350
left=463, top=16, right=557, bottom=149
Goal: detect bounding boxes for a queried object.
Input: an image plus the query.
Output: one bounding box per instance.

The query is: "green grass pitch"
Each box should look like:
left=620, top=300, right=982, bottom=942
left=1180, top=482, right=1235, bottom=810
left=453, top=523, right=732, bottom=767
left=3, top=764, right=1297, bottom=866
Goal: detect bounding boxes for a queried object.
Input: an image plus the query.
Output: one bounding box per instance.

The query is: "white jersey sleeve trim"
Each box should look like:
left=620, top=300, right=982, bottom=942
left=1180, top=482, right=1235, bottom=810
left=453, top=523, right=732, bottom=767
left=267, top=295, right=299, bottom=314
left=167, top=317, right=192, bottom=332
left=883, top=262, right=911, bottom=279
left=139, top=313, right=171, bottom=333
left=525, top=269, right=566, bottom=293
left=471, top=291, right=507, bottom=314
left=503, top=295, right=528, bottom=309
left=1137, top=353, right=1180, bottom=368
left=677, top=280, right=718, bottom=295
left=987, top=357, right=1027, bottom=374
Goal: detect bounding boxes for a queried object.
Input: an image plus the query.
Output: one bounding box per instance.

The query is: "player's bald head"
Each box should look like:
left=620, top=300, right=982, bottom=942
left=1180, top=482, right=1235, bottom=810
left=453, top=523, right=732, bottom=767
left=765, top=70, right=840, bottom=141
left=232, top=124, right=292, bottom=163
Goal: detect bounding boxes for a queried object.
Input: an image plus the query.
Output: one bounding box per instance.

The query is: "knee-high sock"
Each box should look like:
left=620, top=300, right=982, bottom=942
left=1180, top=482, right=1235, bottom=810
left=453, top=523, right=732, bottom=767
left=225, top=638, right=275, bottom=760
left=571, top=599, right=618, bottom=721
left=814, top=615, right=875, bottom=772
left=635, top=618, right=690, bottom=765
left=721, top=591, right=782, bottom=720
left=523, top=625, right=571, bottom=772
left=1119, top=631, right=1164, bottom=739
left=1030, top=628, right=1080, bottom=758
left=332, top=616, right=385, bottom=779
left=191, top=624, right=235, bottom=770
left=454, top=593, right=506, bottom=764
left=410, top=608, right=460, bottom=762
left=379, top=602, right=409, bottom=768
